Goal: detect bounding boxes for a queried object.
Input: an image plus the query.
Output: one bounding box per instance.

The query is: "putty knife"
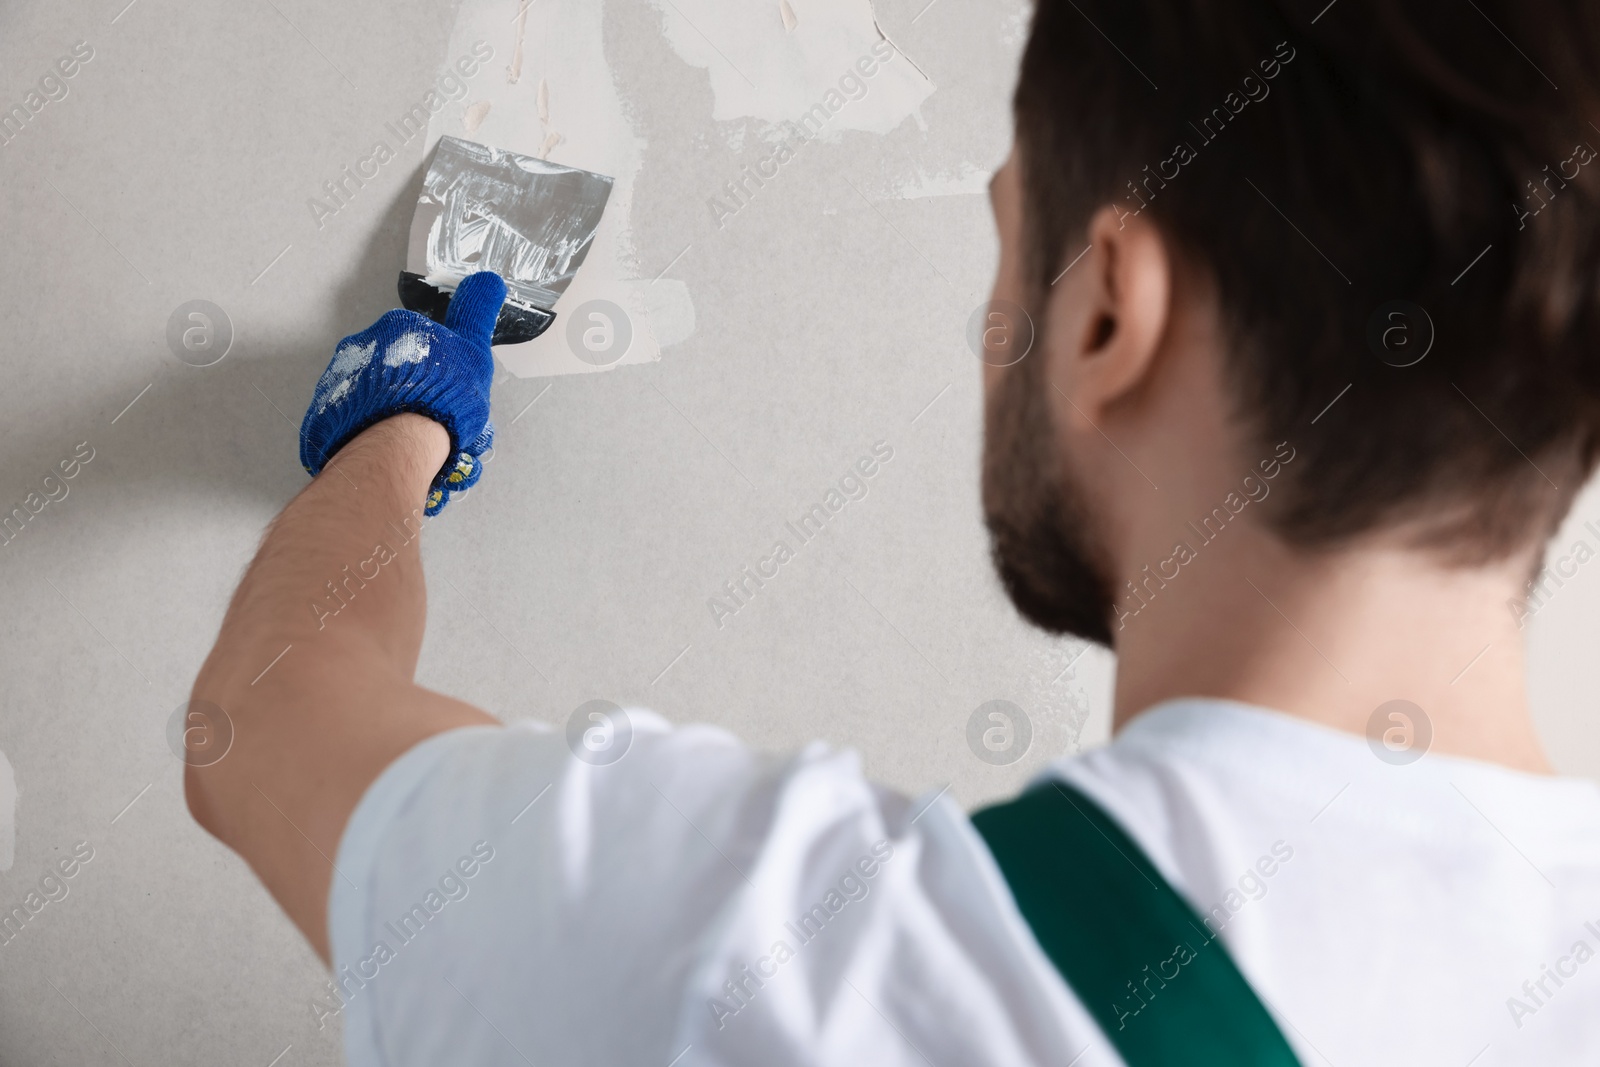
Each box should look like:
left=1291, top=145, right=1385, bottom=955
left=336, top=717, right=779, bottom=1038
left=400, top=135, right=614, bottom=345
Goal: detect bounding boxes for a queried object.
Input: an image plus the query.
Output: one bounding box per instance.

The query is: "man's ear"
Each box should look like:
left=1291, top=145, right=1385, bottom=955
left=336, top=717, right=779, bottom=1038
left=1047, top=205, right=1173, bottom=428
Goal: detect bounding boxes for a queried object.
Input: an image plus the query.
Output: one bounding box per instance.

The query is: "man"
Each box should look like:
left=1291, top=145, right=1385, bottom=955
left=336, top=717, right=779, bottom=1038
left=187, top=0, right=1600, bottom=1063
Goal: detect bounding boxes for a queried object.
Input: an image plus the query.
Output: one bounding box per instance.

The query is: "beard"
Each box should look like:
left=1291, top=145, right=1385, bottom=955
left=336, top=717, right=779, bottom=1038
left=981, top=349, right=1117, bottom=647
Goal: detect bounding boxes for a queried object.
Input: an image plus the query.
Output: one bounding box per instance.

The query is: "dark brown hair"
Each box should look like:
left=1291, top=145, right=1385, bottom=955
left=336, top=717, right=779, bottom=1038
left=1014, top=0, right=1600, bottom=560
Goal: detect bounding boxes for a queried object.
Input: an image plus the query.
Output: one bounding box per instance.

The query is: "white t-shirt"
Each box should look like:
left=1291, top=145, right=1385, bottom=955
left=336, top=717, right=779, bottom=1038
left=326, top=698, right=1600, bottom=1066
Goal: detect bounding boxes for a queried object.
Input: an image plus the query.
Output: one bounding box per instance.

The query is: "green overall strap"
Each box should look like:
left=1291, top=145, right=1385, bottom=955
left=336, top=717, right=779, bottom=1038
left=971, top=781, right=1301, bottom=1067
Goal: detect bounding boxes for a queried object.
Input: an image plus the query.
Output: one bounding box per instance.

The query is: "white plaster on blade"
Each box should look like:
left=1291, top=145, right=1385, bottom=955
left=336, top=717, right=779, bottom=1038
left=780, top=0, right=799, bottom=32
left=430, top=0, right=695, bottom=378
left=649, top=0, right=935, bottom=134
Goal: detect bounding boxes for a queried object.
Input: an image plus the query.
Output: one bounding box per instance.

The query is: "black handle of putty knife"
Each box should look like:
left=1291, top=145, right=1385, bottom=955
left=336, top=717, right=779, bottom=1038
left=397, top=272, right=556, bottom=346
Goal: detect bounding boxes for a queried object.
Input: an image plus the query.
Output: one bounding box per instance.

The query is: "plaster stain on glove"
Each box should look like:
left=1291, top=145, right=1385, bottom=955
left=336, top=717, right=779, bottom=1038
left=315, top=339, right=377, bottom=413
left=384, top=331, right=432, bottom=367
left=446, top=453, right=476, bottom=485
left=299, top=271, right=506, bottom=515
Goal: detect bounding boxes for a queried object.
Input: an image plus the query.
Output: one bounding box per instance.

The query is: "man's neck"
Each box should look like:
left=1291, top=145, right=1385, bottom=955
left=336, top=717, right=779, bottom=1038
left=1107, top=522, right=1552, bottom=774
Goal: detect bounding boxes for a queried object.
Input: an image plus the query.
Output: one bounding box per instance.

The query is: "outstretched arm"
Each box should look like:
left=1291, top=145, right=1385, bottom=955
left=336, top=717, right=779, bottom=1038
left=188, top=274, right=508, bottom=961
left=187, top=413, right=498, bottom=962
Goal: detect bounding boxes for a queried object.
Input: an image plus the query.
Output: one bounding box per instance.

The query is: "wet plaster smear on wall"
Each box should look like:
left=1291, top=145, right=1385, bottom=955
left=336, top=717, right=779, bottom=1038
left=427, top=0, right=941, bottom=379
left=427, top=0, right=690, bottom=378
left=649, top=0, right=934, bottom=131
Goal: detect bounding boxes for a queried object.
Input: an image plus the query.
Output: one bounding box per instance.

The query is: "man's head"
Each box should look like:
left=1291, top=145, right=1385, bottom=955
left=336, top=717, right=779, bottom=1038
left=982, top=0, right=1600, bottom=646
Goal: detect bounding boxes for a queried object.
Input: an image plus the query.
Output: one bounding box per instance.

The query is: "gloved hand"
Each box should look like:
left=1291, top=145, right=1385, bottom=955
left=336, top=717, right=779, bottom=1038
left=299, top=271, right=506, bottom=516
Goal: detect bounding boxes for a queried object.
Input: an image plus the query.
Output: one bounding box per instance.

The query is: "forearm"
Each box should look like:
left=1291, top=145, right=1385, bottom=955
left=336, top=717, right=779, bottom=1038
left=199, top=413, right=448, bottom=691
left=187, top=414, right=497, bottom=961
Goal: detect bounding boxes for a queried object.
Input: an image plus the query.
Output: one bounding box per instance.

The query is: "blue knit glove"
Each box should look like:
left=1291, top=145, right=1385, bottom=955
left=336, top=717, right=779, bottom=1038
left=300, top=271, right=506, bottom=516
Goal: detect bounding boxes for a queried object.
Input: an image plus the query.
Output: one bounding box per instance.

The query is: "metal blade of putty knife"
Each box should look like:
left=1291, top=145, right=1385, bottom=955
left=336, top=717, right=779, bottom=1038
left=401, top=136, right=614, bottom=345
